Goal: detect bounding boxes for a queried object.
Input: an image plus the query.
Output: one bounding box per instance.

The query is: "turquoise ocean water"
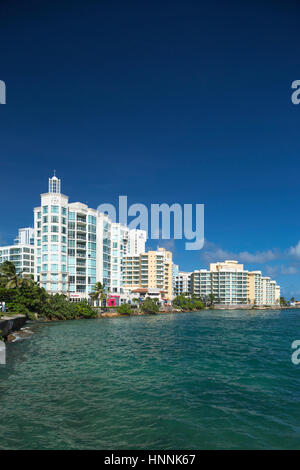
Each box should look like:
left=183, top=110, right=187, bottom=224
left=0, top=309, right=300, bottom=449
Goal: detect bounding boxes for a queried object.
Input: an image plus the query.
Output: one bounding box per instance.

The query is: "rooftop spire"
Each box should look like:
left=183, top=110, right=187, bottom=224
left=48, top=172, right=61, bottom=194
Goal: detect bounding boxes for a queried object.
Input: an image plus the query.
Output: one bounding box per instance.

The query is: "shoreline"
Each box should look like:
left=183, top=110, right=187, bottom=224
left=2, top=305, right=297, bottom=340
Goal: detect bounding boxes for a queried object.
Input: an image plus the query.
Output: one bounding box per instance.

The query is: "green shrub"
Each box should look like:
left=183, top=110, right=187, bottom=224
left=75, top=301, right=97, bottom=318
left=117, top=303, right=132, bottom=315
left=6, top=302, right=30, bottom=317
left=141, top=298, right=159, bottom=314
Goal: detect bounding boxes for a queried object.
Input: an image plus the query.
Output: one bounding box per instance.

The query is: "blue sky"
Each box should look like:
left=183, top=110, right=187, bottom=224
left=1, top=0, right=300, bottom=297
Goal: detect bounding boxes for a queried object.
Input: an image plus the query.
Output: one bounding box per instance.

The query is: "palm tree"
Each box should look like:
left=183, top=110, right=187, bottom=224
left=90, top=282, right=106, bottom=307
left=208, top=293, right=215, bottom=307
left=0, top=261, right=25, bottom=289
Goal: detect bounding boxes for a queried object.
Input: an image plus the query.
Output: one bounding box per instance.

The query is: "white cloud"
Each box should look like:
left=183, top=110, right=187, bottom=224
left=289, top=241, right=300, bottom=259
left=201, top=240, right=279, bottom=264
left=265, top=265, right=279, bottom=276
left=281, top=266, right=298, bottom=275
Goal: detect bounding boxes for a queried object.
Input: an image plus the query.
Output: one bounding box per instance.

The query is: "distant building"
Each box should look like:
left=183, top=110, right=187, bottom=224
left=14, top=227, right=34, bottom=246
left=175, top=271, right=192, bottom=295
left=0, top=228, right=35, bottom=275
left=172, top=264, right=179, bottom=296
left=191, top=260, right=280, bottom=306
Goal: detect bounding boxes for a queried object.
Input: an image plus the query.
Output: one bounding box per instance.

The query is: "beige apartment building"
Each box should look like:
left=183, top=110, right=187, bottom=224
left=123, top=247, right=173, bottom=300
left=191, top=260, right=280, bottom=306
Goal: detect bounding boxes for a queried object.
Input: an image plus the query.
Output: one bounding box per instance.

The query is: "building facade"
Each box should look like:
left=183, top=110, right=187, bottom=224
left=123, top=247, right=173, bottom=301
left=33, top=174, right=146, bottom=301
left=175, top=271, right=192, bottom=296
left=0, top=243, right=35, bottom=276
left=191, top=260, right=280, bottom=306
left=14, top=227, right=34, bottom=246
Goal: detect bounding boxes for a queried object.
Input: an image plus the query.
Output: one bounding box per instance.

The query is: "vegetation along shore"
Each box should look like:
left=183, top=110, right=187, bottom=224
left=0, top=261, right=295, bottom=342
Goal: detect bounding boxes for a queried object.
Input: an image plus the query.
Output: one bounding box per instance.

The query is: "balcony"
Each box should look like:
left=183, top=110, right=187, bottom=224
left=77, top=225, right=86, bottom=233
left=76, top=259, right=86, bottom=266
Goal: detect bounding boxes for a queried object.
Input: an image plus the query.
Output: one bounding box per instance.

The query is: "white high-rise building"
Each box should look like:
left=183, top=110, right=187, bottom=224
left=34, top=175, right=69, bottom=295
left=33, top=174, right=146, bottom=302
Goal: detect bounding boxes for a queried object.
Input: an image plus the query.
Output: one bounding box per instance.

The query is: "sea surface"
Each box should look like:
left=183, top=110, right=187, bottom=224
left=0, top=309, right=300, bottom=450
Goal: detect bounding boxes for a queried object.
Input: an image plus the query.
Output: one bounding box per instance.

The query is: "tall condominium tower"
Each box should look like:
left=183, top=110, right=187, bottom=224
left=34, top=174, right=146, bottom=301
left=34, top=175, right=70, bottom=295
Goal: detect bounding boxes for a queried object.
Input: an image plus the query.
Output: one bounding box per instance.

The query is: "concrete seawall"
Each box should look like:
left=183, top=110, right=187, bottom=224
left=0, top=315, right=27, bottom=339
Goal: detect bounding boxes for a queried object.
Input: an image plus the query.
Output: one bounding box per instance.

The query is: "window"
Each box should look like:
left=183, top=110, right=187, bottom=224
left=43, top=206, right=48, bottom=214
left=51, top=205, right=59, bottom=213
left=88, top=215, right=96, bottom=225
left=51, top=235, right=59, bottom=242
left=43, top=226, right=48, bottom=233
left=62, top=207, right=67, bottom=215
left=51, top=264, right=58, bottom=272
left=68, top=212, right=75, bottom=220
left=51, top=225, right=59, bottom=233
left=51, top=216, right=59, bottom=223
